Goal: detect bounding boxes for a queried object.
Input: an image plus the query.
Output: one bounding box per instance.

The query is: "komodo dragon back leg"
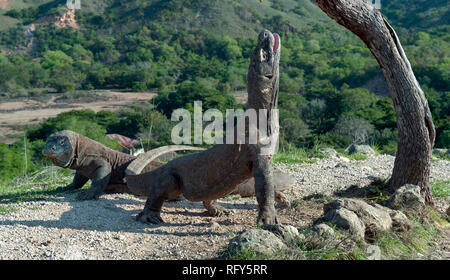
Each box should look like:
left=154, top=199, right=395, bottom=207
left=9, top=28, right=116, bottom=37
left=135, top=169, right=182, bottom=224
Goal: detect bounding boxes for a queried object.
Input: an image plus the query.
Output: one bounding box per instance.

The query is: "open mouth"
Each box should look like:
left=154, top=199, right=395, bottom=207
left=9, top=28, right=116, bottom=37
left=272, top=33, right=280, bottom=55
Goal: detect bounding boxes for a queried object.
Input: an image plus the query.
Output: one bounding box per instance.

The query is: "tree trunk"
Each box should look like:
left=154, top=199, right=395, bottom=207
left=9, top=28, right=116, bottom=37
left=314, top=0, right=436, bottom=204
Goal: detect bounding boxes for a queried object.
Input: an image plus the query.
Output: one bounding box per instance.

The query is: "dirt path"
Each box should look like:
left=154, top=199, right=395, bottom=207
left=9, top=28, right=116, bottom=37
left=0, top=91, right=156, bottom=143
left=0, top=156, right=448, bottom=260
left=0, top=0, right=10, bottom=9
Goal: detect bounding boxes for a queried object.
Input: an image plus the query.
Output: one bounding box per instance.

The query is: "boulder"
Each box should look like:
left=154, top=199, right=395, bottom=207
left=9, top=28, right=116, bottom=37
left=432, top=148, right=448, bottom=156
left=312, top=223, right=335, bottom=237
left=373, top=204, right=412, bottom=232
left=348, top=144, right=376, bottom=156
left=388, top=184, right=425, bottom=211
left=322, top=207, right=366, bottom=241
left=319, top=148, right=339, bottom=158
left=326, top=198, right=392, bottom=232
left=228, top=229, right=287, bottom=256
left=262, top=224, right=300, bottom=243
left=321, top=198, right=415, bottom=241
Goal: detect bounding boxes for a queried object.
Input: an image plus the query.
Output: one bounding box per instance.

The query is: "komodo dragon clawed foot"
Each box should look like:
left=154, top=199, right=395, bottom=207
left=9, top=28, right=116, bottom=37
left=275, top=191, right=291, bottom=208
left=257, top=207, right=279, bottom=226
left=136, top=210, right=164, bottom=224
left=55, top=183, right=79, bottom=193
left=203, top=200, right=232, bottom=217
left=77, top=189, right=102, bottom=200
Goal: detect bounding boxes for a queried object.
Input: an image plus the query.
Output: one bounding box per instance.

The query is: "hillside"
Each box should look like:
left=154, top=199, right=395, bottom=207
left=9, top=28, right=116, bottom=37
left=0, top=0, right=449, bottom=262
left=0, top=0, right=448, bottom=181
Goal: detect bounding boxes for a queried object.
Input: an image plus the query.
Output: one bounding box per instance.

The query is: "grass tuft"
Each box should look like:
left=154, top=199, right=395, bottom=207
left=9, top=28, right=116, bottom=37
left=0, top=166, right=73, bottom=204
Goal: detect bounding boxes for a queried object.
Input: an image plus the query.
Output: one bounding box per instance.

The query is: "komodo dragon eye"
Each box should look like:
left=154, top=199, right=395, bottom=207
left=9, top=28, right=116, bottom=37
left=59, top=139, right=65, bottom=145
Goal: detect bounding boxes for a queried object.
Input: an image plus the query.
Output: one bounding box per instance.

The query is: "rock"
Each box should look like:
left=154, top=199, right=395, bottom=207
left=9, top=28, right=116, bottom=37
left=364, top=244, right=382, bottom=260
left=228, top=229, right=287, bottom=256
left=262, top=224, right=300, bottom=242
left=326, top=199, right=392, bottom=232
left=209, top=222, right=221, bottom=232
left=319, top=148, right=339, bottom=158
left=339, top=156, right=350, bottom=163
left=388, top=184, right=425, bottom=211
left=322, top=207, right=366, bottom=241
left=348, top=144, right=376, bottom=156
left=432, top=148, right=448, bottom=156
left=335, top=162, right=349, bottom=168
left=389, top=210, right=412, bottom=232
left=312, top=223, right=335, bottom=237
left=372, top=204, right=412, bottom=232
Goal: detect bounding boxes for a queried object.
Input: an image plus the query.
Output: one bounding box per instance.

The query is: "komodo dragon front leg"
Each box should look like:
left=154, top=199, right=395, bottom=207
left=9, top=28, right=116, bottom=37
left=75, top=156, right=112, bottom=200
left=56, top=172, right=89, bottom=192
left=253, top=155, right=278, bottom=224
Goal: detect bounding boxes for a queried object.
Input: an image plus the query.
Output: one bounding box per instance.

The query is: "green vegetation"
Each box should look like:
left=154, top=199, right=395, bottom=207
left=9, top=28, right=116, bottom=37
left=0, top=166, right=73, bottom=204
left=0, top=0, right=448, bottom=185
left=430, top=180, right=450, bottom=198
left=0, top=103, right=175, bottom=185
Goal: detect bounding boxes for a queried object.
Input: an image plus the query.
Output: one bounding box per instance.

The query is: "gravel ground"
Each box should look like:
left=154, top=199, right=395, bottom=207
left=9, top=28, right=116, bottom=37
left=0, top=155, right=448, bottom=260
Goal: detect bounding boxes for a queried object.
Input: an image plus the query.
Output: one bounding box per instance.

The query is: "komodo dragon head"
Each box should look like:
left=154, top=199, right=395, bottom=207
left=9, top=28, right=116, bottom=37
left=42, top=130, right=77, bottom=168
left=247, top=29, right=280, bottom=113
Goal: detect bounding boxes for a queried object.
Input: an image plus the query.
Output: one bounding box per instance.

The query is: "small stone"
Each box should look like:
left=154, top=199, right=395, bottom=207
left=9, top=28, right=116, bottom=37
left=312, top=223, right=335, bottom=237
left=319, top=148, right=339, bottom=158
left=262, top=224, right=300, bottom=242
left=348, top=144, right=376, bottom=156
left=209, top=222, right=221, bottom=231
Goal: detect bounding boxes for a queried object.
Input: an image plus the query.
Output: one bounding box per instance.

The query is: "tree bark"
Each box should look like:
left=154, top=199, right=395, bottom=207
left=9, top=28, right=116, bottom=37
left=314, top=0, right=435, bottom=204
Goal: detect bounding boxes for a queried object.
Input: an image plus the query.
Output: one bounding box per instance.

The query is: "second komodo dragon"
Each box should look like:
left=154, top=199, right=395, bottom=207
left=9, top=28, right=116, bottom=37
left=42, top=130, right=203, bottom=200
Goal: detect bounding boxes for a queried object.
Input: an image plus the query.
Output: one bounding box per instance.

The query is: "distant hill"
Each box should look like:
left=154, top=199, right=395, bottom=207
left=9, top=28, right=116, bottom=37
left=1, top=0, right=448, bottom=34
left=0, top=0, right=448, bottom=149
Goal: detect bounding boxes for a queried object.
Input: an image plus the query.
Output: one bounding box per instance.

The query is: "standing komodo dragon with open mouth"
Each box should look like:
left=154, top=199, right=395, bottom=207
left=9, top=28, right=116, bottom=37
left=125, top=30, right=282, bottom=225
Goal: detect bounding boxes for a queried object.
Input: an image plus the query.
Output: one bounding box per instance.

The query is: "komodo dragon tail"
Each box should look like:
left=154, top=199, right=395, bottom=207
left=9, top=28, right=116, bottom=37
left=125, top=145, right=205, bottom=195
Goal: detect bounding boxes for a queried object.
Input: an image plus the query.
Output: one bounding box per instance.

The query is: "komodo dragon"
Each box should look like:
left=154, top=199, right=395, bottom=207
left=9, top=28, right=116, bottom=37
left=42, top=130, right=204, bottom=200
left=125, top=30, right=282, bottom=225
left=42, top=130, right=294, bottom=207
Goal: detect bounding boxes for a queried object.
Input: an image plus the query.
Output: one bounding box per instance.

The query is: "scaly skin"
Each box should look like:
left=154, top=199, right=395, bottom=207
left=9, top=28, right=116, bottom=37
left=42, top=130, right=203, bottom=200
left=125, top=30, right=282, bottom=225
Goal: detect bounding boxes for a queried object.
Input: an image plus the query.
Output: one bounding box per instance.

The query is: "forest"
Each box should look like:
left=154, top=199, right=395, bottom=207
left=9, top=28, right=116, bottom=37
left=0, top=0, right=448, bottom=183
